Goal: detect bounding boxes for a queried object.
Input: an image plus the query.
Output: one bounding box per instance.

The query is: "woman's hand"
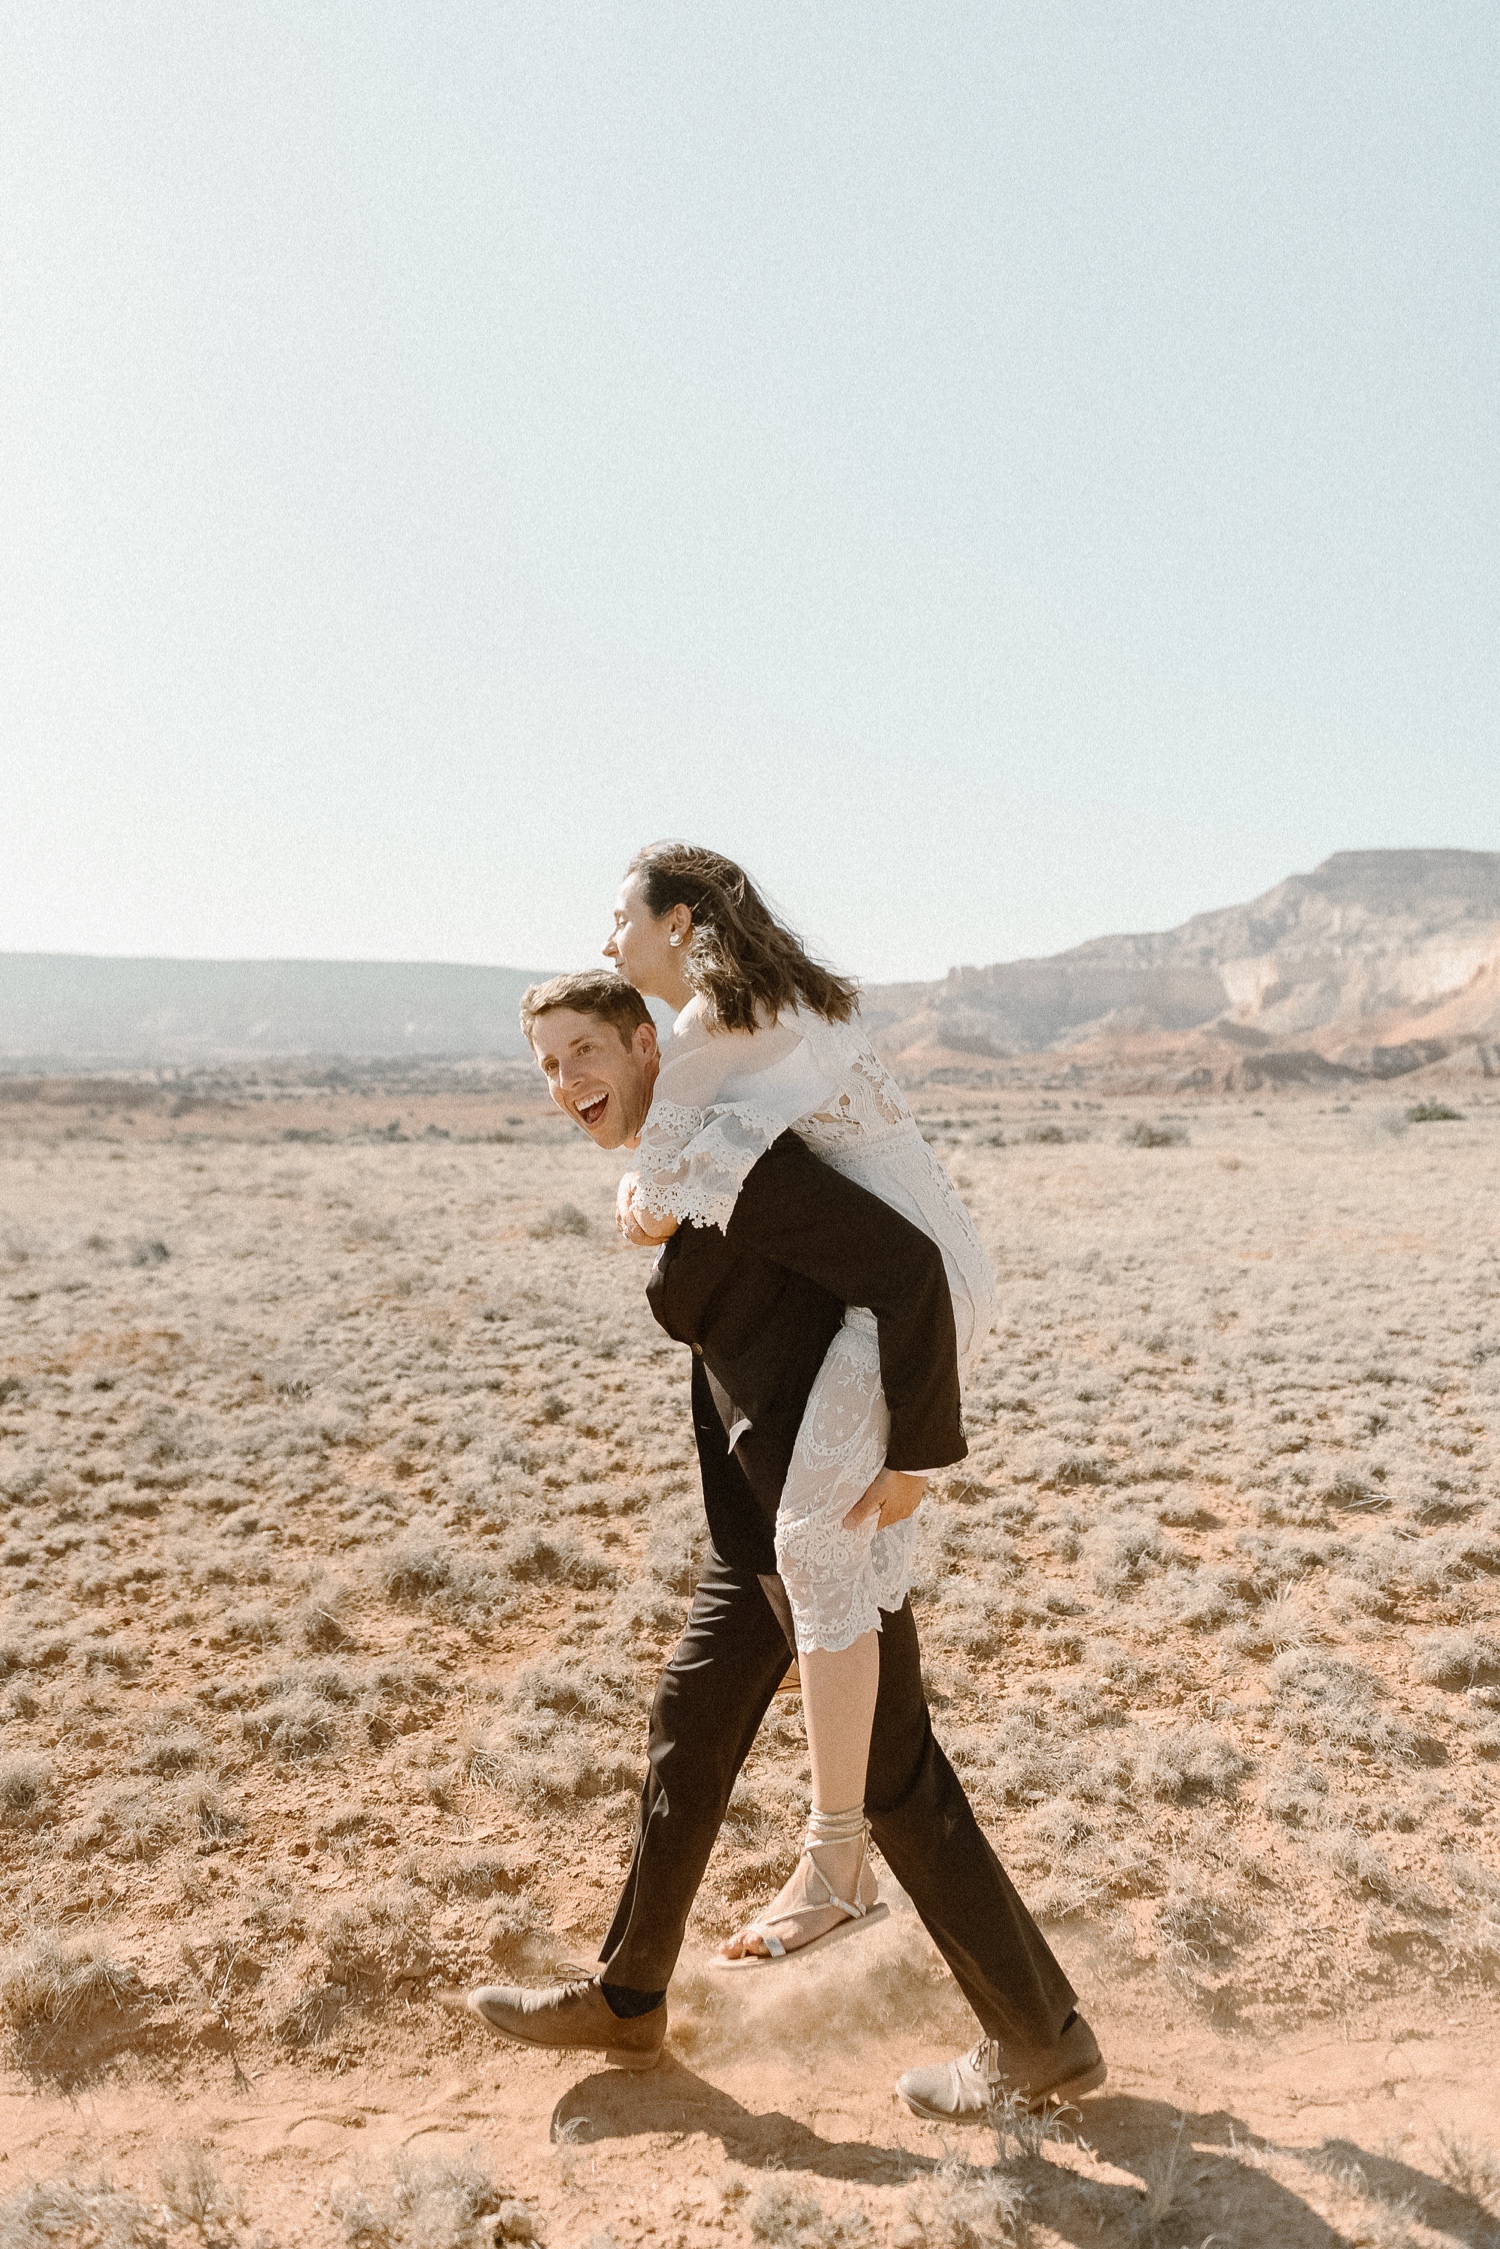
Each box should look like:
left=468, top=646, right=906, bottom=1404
left=843, top=1467, right=927, bottom=1534
left=616, top=1171, right=679, bottom=1247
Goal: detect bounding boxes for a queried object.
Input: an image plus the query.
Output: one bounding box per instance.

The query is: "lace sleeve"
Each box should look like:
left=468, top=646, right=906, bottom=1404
left=632, top=1012, right=821, bottom=1233
left=632, top=1099, right=795, bottom=1232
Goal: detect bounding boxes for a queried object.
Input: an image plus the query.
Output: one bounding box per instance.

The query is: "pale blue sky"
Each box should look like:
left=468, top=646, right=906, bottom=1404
left=2, top=3, right=1495, bottom=981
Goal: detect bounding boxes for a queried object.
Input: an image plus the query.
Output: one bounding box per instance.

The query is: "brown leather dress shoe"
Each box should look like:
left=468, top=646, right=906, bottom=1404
left=443, top=1976, right=666, bottom=2071
left=897, top=2012, right=1105, bottom=2120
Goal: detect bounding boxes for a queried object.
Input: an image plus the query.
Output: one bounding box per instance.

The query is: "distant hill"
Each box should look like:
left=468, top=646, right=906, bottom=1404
left=7, top=850, right=1499, bottom=1085
left=0, top=956, right=552, bottom=1068
left=861, top=850, right=1500, bottom=1084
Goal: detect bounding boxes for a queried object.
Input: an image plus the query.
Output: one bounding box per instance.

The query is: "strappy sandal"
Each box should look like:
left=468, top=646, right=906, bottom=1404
left=713, top=1807, right=890, bottom=1971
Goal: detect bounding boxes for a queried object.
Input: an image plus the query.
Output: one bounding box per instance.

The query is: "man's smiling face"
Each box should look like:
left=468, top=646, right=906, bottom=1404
left=528, top=1006, right=660, bottom=1150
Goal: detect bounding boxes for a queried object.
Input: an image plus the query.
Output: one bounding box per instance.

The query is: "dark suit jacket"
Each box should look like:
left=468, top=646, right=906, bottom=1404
left=645, top=1131, right=966, bottom=1574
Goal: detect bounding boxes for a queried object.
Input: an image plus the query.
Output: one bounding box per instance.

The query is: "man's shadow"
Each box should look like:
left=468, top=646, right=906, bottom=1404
left=551, top=2072, right=1500, bottom=2248
left=552, top=2058, right=934, bottom=2185
left=1046, top=2096, right=1499, bottom=2249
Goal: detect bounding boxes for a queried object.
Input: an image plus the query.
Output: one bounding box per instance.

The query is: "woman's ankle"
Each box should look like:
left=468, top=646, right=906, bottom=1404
left=807, top=1835, right=864, bottom=1894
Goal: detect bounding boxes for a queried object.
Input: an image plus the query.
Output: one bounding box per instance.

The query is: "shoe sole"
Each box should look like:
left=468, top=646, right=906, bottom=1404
left=898, top=2056, right=1107, bottom=2121
left=461, top=1993, right=663, bottom=2071
left=712, top=1900, right=890, bottom=1971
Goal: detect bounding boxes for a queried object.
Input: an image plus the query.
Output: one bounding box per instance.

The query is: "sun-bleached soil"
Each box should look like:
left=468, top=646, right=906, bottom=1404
left=1, top=1072, right=1497, bottom=2247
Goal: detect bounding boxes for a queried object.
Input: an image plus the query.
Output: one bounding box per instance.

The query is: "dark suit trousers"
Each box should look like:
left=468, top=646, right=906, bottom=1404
left=596, top=1547, right=1078, bottom=2048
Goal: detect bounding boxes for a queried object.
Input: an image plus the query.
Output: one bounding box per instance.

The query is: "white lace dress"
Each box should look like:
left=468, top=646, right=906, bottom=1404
left=633, top=1002, right=996, bottom=1652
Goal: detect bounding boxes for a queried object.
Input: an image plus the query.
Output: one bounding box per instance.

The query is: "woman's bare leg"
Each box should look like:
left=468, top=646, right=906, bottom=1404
left=718, top=1630, right=882, bottom=1958
left=717, top=1313, right=890, bottom=1960
left=798, top=1630, right=880, bottom=1898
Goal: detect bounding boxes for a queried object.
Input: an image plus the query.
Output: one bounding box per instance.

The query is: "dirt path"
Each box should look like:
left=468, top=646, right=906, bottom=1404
left=4, top=1936, right=1497, bottom=2246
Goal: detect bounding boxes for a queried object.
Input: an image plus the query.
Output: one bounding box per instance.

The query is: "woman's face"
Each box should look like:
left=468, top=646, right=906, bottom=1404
left=603, top=871, right=689, bottom=999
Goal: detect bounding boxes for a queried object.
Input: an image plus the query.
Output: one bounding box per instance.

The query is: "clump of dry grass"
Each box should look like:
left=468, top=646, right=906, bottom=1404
left=67, top=1783, right=179, bottom=1862
left=528, top=1201, right=590, bottom=1239
left=748, top=2178, right=872, bottom=2246
left=0, top=1934, right=145, bottom=2066
left=377, top=1532, right=500, bottom=1614
left=328, top=2143, right=525, bottom=2247
left=0, top=2171, right=167, bottom=2249
left=241, top=1684, right=346, bottom=1760
left=316, top=1882, right=435, bottom=1998
left=0, top=1754, right=54, bottom=1824
left=130, top=1725, right=207, bottom=1775
left=1415, top=1627, right=1500, bottom=1689
left=156, top=2141, right=241, bottom=2237
left=1269, top=1650, right=1417, bottom=1758
left=1130, top=1724, right=1249, bottom=1801
left=500, top=1525, right=616, bottom=1589
left=469, top=1708, right=638, bottom=1809
left=1434, top=2128, right=1500, bottom=2213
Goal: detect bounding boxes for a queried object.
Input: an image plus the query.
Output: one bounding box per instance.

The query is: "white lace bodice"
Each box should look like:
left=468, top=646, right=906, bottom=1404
left=632, top=1000, right=996, bottom=1361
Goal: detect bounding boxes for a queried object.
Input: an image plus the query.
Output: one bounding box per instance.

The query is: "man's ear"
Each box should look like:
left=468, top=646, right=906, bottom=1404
left=633, top=1020, right=660, bottom=1064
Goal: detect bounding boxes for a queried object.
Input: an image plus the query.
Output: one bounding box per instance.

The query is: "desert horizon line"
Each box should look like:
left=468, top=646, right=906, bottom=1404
left=7, top=844, right=1500, bottom=989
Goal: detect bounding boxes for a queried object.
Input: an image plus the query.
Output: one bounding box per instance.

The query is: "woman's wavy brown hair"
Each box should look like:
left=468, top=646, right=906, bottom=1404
left=627, top=842, right=859, bottom=1034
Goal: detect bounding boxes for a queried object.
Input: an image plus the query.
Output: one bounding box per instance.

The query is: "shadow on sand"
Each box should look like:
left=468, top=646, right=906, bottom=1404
left=550, top=2070, right=1500, bottom=2247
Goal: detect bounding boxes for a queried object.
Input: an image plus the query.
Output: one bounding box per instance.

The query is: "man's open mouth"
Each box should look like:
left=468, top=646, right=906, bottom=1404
left=577, top=1093, right=609, bottom=1129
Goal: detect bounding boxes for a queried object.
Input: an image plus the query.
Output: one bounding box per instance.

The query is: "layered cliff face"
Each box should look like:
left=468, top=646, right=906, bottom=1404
left=862, top=850, right=1500, bottom=1081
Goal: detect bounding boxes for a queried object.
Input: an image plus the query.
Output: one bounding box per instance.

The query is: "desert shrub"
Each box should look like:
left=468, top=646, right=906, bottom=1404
left=157, top=2143, right=240, bottom=2235
left=1156, top=1566, right=1245, bottom=1631
left=1123, top=1120, right=1187, bottom=1148
left=407, top=1847, right=525, bottom=1901
left=930, top=1580, right=1025, bottom=1659
left=0, top=1935, right=144, bottom=2057
left=132, top=1728, right=206, bottom=1775
left=1262, top=1759, right=1331, bottom=1828
left=1435, top=2131, right=1500, bottom=2212
left=1321, top=1831, right=1434, bottom=1910
left=1085, top=1513, right=1179, bottom=1593
left=1155, top=1873, right=1243, bottom=1981
left=75, top=1638, right=136, bottom=1678
left=501, top=1526, right=616, bottom=1589
left=508, top=1653, right=637, bottom=1721
left=0, top=2172, right=167, bottom=2249
left=1130, top=1723, right=1248, bottom=1801
left=330, top=2144, right=521, bottom=2248
left=1270, top=1650, right=1416, bottom=1757
left=184, top=1782, right=241, bottom=1840
left=318, top=1881, right=433, bottom=1992
left=378, top=1533, right=499, bottom=1614
left=1323, top=1472, right=1383, bottom=1510
left=242, top=1687, right=344, bottom=1760
left=1415, top=1628, right=1500, bottom=1689
left=0, top=1755, right=54, bottom=1823
left=749, top=2179, right=871, bottom=2245
left=472, top=1711, right=638, bottom=1806
left=611, top=1575, right=688, bottom=1635
left=294, top=1585, right=357, bottom=1651
left=202, top=1590, right=282, bottom=1645
left=68, top=1785, right=177, bottom=1862
left=483, top=1892, right=548, bottom=1966
left=1044, top=1454, right=1109, bottom=1492
left=528, top=1202, right=590, bottom=1239
left=919, top=2159, right=1028, bottom=2249
left=1406, top=1102, right=1462, bottom=1123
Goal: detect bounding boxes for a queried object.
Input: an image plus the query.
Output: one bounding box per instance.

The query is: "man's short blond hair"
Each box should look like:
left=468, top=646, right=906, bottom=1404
left=519, top=971, right=654, bottom=1049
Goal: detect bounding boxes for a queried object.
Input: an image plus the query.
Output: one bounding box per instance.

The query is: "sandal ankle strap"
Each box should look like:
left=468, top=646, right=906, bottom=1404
left=804, top=1803, right=868, bottom=1847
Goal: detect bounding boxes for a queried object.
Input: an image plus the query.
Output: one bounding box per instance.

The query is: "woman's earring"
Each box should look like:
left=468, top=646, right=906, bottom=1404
left=669, top=933, right=683, bottom=947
